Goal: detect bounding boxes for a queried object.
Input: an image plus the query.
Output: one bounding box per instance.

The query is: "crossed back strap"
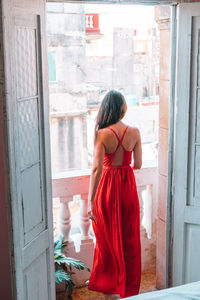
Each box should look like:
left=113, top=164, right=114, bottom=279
left=108, top=126, right=129, bottom=166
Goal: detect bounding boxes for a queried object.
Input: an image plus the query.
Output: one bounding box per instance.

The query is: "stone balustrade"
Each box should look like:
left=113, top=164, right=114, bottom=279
left=52, top=163, right=157, bottom=286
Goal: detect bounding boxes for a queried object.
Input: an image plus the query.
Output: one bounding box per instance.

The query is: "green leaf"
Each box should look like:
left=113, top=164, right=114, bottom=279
left=55, top=269, right=74, bottom=290
left=54, top=237, right=90, bottom=298
left=54, top=251, right=90, bottom=272
left=64, top=257, right=90, bottom=272
left=54, top=235, right=68, bottom=253
left=54, top=252, right=68, bottom=265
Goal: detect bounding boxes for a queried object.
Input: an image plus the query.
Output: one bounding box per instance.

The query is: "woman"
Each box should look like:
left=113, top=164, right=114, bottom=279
left=87, top=90, right=142, bottom=298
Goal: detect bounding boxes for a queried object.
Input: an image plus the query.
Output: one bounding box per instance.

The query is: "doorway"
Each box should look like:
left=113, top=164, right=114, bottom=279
left=48, top=2, right=172, bottom=296
left=2, top=0, right=200, bottom=298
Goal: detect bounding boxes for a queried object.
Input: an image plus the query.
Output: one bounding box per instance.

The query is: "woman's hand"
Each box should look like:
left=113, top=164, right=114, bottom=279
left=88, top=209, right=97, bottom=222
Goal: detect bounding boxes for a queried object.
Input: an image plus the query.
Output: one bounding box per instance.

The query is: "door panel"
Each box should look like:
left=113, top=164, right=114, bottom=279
left=24, top=251, right=49, bottom=300
left=185, top=224, right=200, bottom=283
left=173, top=3, right=200, bottom=286
left=2, top=1, right=55, bottom=299
left=21, top=165, right=44, bottom=243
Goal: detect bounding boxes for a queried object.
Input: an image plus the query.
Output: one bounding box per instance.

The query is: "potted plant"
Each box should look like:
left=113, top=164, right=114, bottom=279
left=54, top=235, right=90, bottom=299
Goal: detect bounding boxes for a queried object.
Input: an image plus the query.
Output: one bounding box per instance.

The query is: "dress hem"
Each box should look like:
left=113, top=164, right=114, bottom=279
left=88, top=283, right=119, bottom=296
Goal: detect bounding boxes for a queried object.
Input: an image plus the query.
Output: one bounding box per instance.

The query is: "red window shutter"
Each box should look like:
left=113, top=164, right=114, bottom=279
left=85, top=14, right=100, bottom=33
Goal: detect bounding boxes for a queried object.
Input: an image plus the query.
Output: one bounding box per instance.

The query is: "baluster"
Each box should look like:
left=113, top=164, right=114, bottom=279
left=144, top=185, right=153, bottom=239
left=79, top=194, right=91, bottom=240
left=58, top=197, right=73, bottom=242
left=141, top=185, right=153, bottom=239
left=89, top=15, right=94, bottom=28
left=137, top=186, right=145, bottom=220
left=79, top=194, right=94, bottom=273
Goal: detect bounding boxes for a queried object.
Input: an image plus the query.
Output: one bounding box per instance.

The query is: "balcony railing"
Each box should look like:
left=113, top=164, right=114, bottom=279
left=52, top=163, right=157, bottom=286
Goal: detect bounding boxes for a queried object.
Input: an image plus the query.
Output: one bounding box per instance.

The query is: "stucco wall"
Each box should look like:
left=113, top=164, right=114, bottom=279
left=0, top=105, right=12, bottom=300
left=155, top=5, right=171, bottom=290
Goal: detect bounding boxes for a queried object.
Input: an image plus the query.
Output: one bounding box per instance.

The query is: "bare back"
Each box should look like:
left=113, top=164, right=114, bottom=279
left=99, top=121, right=142, bottom=168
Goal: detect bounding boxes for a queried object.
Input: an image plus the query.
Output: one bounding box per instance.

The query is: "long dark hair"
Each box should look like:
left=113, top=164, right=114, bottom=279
left=94, top=90, right=125, bottom=140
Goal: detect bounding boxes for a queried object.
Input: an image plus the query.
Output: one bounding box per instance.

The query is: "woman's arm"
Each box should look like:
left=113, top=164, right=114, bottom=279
left=133, top=128, right=142, bottom=170
left=88, top=131, right=105, bottom=220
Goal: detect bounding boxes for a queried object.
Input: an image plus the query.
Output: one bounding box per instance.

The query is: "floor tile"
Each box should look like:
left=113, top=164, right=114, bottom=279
left=56, top=268, right=156, bottom=300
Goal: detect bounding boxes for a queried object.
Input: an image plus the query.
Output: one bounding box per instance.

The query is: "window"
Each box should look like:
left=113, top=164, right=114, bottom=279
left=85, top=14, right=100, bottom=34
left=48, top=52, right=56, bottom=82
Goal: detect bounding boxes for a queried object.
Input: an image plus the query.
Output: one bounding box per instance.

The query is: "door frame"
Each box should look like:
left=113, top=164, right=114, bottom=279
left=166, top=4, right=177, bottom=287
left=0, top=3, right=13, bottom=296
left=0, top=0, right=184, bottom=296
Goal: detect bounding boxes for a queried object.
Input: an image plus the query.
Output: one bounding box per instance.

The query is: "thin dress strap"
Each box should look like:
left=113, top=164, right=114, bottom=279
left=119, top=126, right=129, bottom=145
left=108, top=127, right=120, bottom=142
left=108, top=126, right=129, bottom=150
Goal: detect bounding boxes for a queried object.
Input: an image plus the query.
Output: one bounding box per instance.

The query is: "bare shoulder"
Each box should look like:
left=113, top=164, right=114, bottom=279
left=95, top=128, right=112, bottom=143
left=95, top=129, right=104, bottom=142
left=128, top=126, right=141, bottom=138
left=97, top=127, right=113, bottom=138
left=97, top=128, right=107, bottom=138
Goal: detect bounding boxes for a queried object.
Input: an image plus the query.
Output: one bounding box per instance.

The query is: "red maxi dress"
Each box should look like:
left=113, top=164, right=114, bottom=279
left=88, top=126, right=141, bottom=298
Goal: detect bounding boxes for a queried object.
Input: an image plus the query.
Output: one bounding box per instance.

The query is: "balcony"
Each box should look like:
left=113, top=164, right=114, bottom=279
left=52, top=162, right=157, bottom=287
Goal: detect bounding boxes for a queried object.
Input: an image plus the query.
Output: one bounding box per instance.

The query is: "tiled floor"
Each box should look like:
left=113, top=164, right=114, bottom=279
left=56, top=268, right=156, bottom=300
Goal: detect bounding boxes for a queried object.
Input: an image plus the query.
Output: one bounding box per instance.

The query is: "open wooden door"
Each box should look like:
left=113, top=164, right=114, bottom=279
left=2, top=1, right=55, bottom=299
left=173, top=2, right=200, bottom=287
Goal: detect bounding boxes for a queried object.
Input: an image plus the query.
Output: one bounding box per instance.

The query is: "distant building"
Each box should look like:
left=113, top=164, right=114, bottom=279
left=47, top=3, right=159, bottom=172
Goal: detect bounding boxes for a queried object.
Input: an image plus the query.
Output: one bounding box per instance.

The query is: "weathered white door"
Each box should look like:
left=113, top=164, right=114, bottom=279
left=2, top=1, right=55, bottom=299
left=173, top=3, right=200, bottom=286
